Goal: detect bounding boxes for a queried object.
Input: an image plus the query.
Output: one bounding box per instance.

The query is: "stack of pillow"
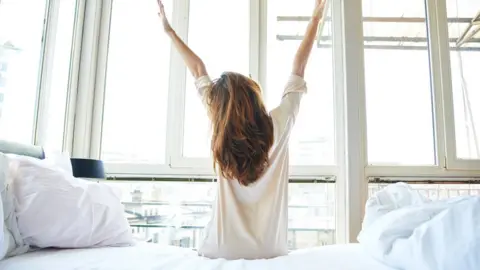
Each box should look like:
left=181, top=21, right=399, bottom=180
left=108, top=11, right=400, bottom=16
left=0, top=151, right=134, bottom=260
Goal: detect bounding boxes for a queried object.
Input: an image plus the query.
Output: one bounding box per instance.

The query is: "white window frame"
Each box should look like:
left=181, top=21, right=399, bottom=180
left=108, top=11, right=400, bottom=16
left=166, top=0, right=340, bottom=177
left=35, top=0, right=81, bottom=154
left=34, top=0, right=59, bottom=147
left=433, top=0, right=480, bottom=171
left=338, top=0, right=367, bottom=243
left=1, top=0, right=78, bottom=152
left=88, top=0, right=218, bottom=177
left=165, top=0, right=260, bottom=171
left=14, top=2, right=480, bottom=175
left=167, top=0, right=210, bottom=172
left=64, top=0, right=86, bottom=154
left=331, top=0, right=349, bottom=244
left=361, top=0, right=480, bottom=178
left=86, top=0, right=348, bottom=242
left=89, top=0, right=341, bottom=178
left=342, top=0, right=480, bottom=240
left=71, top=0, right=104, bottom=158
left=72, top=0, right=480, bottom=244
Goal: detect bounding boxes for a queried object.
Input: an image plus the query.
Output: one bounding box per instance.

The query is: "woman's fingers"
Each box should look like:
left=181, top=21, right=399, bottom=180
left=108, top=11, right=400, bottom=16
left=157, top=0, right=165, bottom=16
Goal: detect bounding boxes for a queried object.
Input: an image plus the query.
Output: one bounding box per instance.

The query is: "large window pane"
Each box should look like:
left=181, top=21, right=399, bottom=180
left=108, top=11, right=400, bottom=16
left=363, top=0, right=436, bottom=165
left=42, top=0, right=77, bottom=152
left=0, top=0, right=47, bottom=144
left=182, top=0, right=250, bottom=158
left=266, top=0, right=335, bottom=166
left=101, top=0, right=172, bottom=163
left=446, top=0, right=480, bottom=160
left=105, top=180, right=335, bottom=249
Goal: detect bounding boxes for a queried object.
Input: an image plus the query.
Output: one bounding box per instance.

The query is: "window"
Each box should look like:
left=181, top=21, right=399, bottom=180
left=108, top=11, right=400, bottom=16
left=41, top=0, right=77, bottom=152
left=369, top=182, right=480, bottom=198
left=362, top=0, right=436, bottom=165
left=99, top=0, right=338, bottom=171
left=266, top=0, right=335, bottom=166
left=95, top=1, right=338, bottom=247
left=101, top=0, right=172, bottom=163
left=445, top=0, right=480, bottom=160
left=105, top=180, right=335, bottom=249
left=0, top=0, right=47, bottom=144
left=82, top=0, right=480, bottom=248
left=181, top=0, right=250, bottom=159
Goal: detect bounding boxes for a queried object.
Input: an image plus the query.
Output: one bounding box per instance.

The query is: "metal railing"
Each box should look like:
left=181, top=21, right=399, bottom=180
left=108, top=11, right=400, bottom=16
left=276, top=16, right=480, bottom=51
left=129, top=223, right=335, bottom=250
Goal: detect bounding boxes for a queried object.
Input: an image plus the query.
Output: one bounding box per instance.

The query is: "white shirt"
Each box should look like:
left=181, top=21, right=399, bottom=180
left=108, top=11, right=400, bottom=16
left=195, top=74, right=307, bottom=260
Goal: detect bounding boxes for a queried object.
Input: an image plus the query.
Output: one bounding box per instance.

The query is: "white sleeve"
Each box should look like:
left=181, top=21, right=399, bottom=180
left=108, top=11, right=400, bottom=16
left=194, top=75, right=213, bottom=108
left=270, top=75, right=307, bottom=133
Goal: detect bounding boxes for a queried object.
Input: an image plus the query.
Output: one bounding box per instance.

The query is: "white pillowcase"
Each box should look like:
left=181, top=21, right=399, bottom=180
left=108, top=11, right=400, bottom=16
left=0, top=153, right=29, bottom=260
left=8, top=155, right=134, bottom=249
left=43, top=150, right=74, bottom=175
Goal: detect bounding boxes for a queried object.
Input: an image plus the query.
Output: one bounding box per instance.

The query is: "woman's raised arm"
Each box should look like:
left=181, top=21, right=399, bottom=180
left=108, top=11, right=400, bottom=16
left=157, top=0, right=207, bottom=79
left=291, top=0, right=326, bottom=78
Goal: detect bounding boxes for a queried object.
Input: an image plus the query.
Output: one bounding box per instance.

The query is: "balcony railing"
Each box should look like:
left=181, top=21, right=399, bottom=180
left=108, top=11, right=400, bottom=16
left=276, top=16, right=480, bottom=51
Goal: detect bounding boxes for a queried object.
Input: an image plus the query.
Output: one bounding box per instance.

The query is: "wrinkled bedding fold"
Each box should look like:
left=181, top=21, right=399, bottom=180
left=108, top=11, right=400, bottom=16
left=1, top=154, right=29, bottom=259
left=359, top=182, right=480, bottom=270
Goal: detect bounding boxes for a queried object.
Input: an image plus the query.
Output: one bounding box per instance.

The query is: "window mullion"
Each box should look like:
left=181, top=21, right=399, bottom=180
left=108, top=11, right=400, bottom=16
left=71, top=0, right=103, bottom=158
left=63, top=0, right=86, bottom=154
left=34, top=0, right=59, bottom=147
left=165, top=0, right=190, bottom=166
left=438, top=0, right=480, bottom=169
left=89, top=0, right=113, bottom=159
left=258, top=0, right=268, bottom=92
left=330, top=0, right=347, bottom=244
left=425, top=0, right=448, bottom=169
left=249, top=0, right=261, bottom=82
left=431, top=0, right=472, bottom=170
left=341, top=0, right=368, bottom=243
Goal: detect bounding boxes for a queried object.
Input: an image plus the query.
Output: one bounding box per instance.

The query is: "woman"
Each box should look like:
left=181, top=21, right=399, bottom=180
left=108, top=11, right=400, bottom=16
left=157, top=0, right=326, bottom=260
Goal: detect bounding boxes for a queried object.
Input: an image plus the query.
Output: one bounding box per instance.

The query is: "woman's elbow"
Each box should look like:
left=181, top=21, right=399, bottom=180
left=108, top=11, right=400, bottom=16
left=192, top=63, right=208, bottom=79
left=291, top=65, right=305, bottom=78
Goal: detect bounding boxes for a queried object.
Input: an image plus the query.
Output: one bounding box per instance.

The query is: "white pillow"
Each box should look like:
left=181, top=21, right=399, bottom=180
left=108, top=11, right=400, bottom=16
left=43, top=150, right=74, bottom=175
left=0, top=153, right=29, bottom=260
left=0, top=188, right=5, bottom=259
left=8, top=155, right=134, bottom=249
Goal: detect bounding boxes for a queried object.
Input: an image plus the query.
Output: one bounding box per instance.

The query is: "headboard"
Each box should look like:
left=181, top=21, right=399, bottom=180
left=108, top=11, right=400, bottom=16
left=0, top=140, right=45, bottom=159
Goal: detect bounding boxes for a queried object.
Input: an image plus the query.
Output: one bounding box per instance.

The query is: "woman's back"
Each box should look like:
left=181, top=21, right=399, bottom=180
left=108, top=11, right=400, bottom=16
left=197, top=75, right=307, bottom=260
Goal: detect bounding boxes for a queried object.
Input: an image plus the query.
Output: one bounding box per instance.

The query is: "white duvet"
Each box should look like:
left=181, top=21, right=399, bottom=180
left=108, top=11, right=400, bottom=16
left=359, top=182, right=480, bottom=270
left=0, top=242, right=394, bottom=270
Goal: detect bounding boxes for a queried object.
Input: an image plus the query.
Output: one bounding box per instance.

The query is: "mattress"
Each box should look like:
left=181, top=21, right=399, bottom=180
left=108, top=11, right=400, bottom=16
left=0, top=242, right=394, bottom=270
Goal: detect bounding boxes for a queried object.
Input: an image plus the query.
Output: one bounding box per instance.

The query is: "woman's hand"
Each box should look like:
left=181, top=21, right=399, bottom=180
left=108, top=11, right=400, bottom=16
left=312, top=0, right=327, bottom=21
left=157, top=0, right=174, bottom=33
left=156, top=0, right=207, bottom=79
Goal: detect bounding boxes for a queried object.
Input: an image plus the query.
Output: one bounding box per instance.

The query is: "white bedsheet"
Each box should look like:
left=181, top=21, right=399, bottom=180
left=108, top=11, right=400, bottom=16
left=0, top=242, right=394, bottom=270
left=359, top=182, right=480, bottom=270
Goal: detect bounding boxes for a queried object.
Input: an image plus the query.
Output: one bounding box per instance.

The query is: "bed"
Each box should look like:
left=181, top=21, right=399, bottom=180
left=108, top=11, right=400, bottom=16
left=0, top=242, right=394, bottom=270
left=0, top=140, right=395, bottom=270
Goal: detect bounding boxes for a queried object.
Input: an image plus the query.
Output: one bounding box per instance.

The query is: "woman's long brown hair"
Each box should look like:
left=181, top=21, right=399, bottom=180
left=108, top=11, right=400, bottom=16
left=204, top=72, right=274, bottom=186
